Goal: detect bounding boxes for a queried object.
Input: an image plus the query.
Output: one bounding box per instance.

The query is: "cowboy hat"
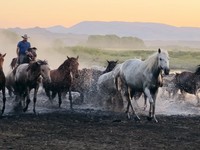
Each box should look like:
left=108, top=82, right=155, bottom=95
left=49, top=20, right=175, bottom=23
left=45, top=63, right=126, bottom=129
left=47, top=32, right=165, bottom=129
left=21, top=34, right=30, bottom=39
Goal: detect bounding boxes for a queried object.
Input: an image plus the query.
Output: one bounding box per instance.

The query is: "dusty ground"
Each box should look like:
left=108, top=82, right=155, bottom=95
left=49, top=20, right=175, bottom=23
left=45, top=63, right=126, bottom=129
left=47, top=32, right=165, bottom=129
left=0, top=89, right=200, bottom=150
left=0, top=107, right=200, bottom=150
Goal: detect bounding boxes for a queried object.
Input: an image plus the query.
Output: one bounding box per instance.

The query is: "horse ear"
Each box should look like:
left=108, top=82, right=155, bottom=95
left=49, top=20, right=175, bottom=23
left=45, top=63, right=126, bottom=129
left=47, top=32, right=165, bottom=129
left=107, top=60, right=109, bottom=63
left=2, top=53, right=6, bottom=57
left=77, top=56, right=79, bottom=59
left=115, top=60, right=118, bottom=63
left=158, top=48, right=161, bottom=53
left=67, top=56, right=69, bottom=59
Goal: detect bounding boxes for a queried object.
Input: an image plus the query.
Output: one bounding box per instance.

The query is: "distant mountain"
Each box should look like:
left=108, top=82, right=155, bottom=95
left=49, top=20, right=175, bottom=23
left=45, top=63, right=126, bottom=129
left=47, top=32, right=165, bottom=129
left=46, top=21, right=200, bottom=41
left=7, top=27, right=88, bottom=46
left=47, top=25, right=69, bottom=33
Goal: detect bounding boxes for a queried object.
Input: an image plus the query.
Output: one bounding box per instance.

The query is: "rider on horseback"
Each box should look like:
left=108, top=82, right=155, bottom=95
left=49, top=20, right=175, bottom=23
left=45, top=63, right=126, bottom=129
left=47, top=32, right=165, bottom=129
left=16, top=34, right=31, bottom=65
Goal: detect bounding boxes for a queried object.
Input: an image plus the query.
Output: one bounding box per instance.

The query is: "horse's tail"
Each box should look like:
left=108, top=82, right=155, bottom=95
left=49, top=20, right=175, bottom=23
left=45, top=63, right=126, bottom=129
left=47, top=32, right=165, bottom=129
left=10, top=58, right=18, bottom=69
left=114, top=73, right=122, bottom=91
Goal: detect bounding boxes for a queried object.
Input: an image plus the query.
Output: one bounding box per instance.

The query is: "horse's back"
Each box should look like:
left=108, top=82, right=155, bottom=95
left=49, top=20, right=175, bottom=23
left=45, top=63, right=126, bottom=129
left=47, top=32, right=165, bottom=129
left=176, top=71, right=200, bottom=94
left=97, top=64, right=121, bottom=92
left=120, top=59, right=143, bottom=87
left=15, top=64, right=29, bottom=82
left=176, top=71, right=197, bottom=85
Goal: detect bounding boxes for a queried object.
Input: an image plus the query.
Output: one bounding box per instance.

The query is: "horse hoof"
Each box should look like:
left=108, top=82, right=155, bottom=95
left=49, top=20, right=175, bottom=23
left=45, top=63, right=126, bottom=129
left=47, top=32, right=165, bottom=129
left=126, top=113, right=131, bottom=120
left=134, top=116, right=140, bottom=122
left=147, top=116, right=152, bottom=121
left=154, top=117, right=158, bottom=123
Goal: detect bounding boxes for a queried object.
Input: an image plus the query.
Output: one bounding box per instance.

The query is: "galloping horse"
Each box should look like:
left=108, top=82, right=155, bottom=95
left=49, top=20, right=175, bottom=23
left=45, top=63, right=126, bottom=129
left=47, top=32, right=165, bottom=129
left=43, top=56, right=79, bottom=109
left=0, top=53, right=6, bottom=115
left=14, top=60, right=51, bottom=113
left=117, top=49, right=169, bottom=122
left=10, top=47, right=37, bottom=69
left=175, top=65, right=200, bottom=105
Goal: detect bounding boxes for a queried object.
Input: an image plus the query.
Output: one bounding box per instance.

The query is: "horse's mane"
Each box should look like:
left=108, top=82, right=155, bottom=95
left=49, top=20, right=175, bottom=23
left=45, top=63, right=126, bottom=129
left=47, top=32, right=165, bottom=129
left=36, top=60, right=48, bottom=65
left=27, top=60, right=48, bottom=71
left=140, top=50, right=168, bottom=73
left=58, top=58, right=69, bottom=71
left=195, top=65, right=200, bottom=75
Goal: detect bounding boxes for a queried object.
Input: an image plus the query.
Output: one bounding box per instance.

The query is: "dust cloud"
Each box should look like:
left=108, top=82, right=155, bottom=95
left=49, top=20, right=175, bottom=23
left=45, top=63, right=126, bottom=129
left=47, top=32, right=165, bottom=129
left=0, top=31, right=68, bottom=74
left=135, top=88, right=200, bottom=116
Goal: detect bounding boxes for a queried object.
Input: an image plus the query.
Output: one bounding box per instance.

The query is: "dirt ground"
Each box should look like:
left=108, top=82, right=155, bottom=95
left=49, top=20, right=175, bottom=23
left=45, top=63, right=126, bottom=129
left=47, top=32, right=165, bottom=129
left=0, top=107, right=200, bottom=150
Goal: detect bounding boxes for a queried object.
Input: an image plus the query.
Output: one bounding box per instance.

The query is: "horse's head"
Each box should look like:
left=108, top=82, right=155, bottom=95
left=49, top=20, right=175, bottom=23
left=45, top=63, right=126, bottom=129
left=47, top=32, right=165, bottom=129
left=157, top=49, right=170, bottom=75
left=27, top=60, right=51, bottom=83
left=37, top=60, right=51, bottom=83
left=103, top=60, right=118, bottom=73
left=0, top=53, right=6, bottom=69
left=67, top=56, right=79, bottom=79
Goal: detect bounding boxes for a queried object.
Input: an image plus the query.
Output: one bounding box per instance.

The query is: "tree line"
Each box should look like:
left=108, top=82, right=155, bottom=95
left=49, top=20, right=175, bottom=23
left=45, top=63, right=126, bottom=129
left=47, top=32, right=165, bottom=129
left=86, top=34, right=146, bottom=49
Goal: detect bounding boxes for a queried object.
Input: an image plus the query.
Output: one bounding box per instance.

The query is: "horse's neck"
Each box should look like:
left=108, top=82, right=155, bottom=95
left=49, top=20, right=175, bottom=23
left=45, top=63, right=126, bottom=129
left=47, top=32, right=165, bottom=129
left=58, top=67, right=70, bottom=74
left=143, top=59, right=161, bottom=80
left=0, top=68, right=4, bottom=76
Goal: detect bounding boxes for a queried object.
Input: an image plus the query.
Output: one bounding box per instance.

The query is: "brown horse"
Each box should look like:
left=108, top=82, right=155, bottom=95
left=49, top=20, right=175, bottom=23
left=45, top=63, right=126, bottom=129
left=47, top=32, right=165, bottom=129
left=10, top=47, right=37, bottom=69
left=71, top=60, right=118, bottom=104
left=14, top=60, right=51, bottom=113
left=0, top=53, right=6, bottom=115
left=175, top=65, right=200, bottom=105
left=43, top=56, right=79, bottom=109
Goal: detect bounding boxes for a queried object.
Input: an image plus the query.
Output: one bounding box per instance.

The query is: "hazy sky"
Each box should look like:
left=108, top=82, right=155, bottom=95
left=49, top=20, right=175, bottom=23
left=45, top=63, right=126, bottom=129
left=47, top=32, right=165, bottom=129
left=0, top=0, right=200, bottom=28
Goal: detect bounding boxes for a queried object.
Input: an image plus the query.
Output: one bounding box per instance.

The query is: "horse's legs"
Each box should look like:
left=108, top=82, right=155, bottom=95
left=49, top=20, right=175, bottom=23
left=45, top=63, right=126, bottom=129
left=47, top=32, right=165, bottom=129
left=152, top=91, right=158, bottom=123
left=23, top=88, right=31, bottom=112
left=68, top=87, right=73, bottom=110
left=52, top=91, right=57, bottom=100
left=33, top=86, right=39, bottom=114
left=45, top=88, right=51, bottom=101
left=144, top=88, right=154, bottom=104
left=1, top=87, right=6, bottom=115
left=144, top=88, right=155, bottom=121
left=58, top=92, right=62, bottom=108
left=7, top=86, right=13, bottom=97
left=143, top=94, right=147, bottom=111
left=123, top=86, right=140, bottom=121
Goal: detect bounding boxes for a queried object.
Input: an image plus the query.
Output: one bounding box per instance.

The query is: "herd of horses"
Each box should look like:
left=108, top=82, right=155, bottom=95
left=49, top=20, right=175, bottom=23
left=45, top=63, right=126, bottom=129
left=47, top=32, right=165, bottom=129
left=0, top=48, right=200, bottom=122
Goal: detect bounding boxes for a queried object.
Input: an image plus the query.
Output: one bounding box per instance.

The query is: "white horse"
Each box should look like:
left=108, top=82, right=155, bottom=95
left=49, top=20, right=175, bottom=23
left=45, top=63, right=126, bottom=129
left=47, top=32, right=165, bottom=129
left=97, top=64, right=124, bottom=111
left=117, top=49, right=170, bottom=122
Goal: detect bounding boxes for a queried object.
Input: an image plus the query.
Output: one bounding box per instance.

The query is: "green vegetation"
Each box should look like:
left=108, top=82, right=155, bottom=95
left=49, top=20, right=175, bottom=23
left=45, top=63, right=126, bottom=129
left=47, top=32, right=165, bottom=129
left=85, top=34, right=146, bottom=49
left=55, top=46, right=200, bottom=70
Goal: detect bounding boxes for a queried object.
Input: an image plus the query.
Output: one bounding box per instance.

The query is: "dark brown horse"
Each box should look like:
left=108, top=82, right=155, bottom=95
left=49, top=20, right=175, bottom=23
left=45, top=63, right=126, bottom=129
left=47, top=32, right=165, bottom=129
left=43, top=56, right=79, bottom=109
left=10, top=47, right=37, bottom=69
left=71, top=60, right=118, bottom=104
left=0, top=53, right=6, bottom=115
left=175, top=65, right=200, bottom=105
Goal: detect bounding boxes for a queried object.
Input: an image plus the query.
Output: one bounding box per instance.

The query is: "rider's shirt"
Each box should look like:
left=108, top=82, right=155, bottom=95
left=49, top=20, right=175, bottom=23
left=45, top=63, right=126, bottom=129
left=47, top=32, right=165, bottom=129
left=17, top=41, right=31, bottom=55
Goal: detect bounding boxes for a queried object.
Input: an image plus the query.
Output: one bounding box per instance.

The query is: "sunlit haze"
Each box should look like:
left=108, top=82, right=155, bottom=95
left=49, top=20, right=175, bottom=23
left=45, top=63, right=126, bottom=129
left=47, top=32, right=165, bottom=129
left=0, top=0, right=200, bottom=28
